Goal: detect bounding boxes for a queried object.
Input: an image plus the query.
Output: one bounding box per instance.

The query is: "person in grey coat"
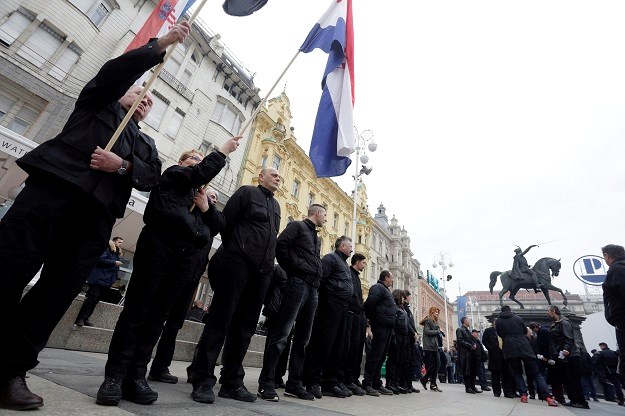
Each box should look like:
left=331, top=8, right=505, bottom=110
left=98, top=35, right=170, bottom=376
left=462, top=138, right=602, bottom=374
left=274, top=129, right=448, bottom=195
left=496, top=305, right=557, bottom=406
left=419, top=307, right=443, bottom=392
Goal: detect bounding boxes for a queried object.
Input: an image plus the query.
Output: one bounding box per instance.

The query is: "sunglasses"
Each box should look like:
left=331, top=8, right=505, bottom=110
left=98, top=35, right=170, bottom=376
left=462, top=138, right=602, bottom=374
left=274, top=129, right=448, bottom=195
left=183, top=155, right=202, bottom=162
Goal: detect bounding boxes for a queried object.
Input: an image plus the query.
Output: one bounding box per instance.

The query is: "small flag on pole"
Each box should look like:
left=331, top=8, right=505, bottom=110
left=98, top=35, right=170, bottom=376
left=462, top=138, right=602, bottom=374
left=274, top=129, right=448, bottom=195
left=125, top=0, right=197, bottom=52
left=222, top=0, right=268, bottom=16
left=300, top=0, right=354, bottom=178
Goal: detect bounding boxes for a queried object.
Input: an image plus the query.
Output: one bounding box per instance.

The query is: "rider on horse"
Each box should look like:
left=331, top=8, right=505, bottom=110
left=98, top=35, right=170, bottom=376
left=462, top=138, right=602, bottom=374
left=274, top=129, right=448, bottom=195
left=512, top=245, right=543, bottom=290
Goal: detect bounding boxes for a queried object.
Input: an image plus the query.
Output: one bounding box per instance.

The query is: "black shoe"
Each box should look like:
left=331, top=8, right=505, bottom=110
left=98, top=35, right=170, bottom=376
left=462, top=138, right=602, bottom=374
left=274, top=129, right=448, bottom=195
left=75, top=320, right=84, bottom=327
left=275, top=378, right=286, bottom=389
left=191, top=383, right=215, bottom=404
left=494, top=393, right=501, bottom=397
left=529, top=394, right=535, bottom=400
left=345, top=382, right=366, bottom=396
left=306, top=384, right=322, bottom=399
left=148, top=371, right=178, bottom=384
left=354, top=379, right=363, bottom=388
left=504, top=393, right=516, bottom=398
left=386, top=384, right=399, bottom=395
left=284, top=385, right=315, bottom=400
left=121, top=378, right=158, bottom=405
left=411, top=386, right=420, bottom=393
left=364, top=385, right=380, bottom=396
left=83, top=319, right=94, bottom=327
left=257, top=386, right=279, bottom=402
left=337, top=382, right=353, bottom=397
left=566, top=402, right=590, bottom=409
left=218, top=385, right=256, bottom=402
left=322, top=384, right=347, bottom=398
left=96, top=376, right=123, bottom=406
left=377, top=386, right=394, bottom=395
left=430, top=385, right=443, bottom=392
left=481, top=386, right=492, bottom=392
left=420, top=378, right=428, bottom=390
left=397, top=385, right=409, bottom=394
left=466, top=389, right=476, bottom=394
left=0, top=376, right=44, bottom=410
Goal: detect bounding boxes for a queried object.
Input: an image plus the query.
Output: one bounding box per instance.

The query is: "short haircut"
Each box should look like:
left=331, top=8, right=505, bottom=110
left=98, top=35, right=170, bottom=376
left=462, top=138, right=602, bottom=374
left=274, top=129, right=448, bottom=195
left=179, top=150, right=203, bottom=162
left=351, top=253, right=366, bottom=265
left=379, top=270, right=391, bottom=281
left=528, top=322, right=540, bottom=330
left=334, top=235, right=351, bottom=250
left=599, top=342, right=608, bottom=348
left=471, top=329, right=479, bottom=334
left=112, top=236, right=123, bottom=242
left=501, top=305, right=511, bottom=312
left=308, top=203, right=325, bottom=216
left=460, top=316, right=469, bottom=324
left=403, top=289, right=411, bottom=297
left=601, top=244, right=625, bottom=259
left=548, top=305, right=561, bottom=315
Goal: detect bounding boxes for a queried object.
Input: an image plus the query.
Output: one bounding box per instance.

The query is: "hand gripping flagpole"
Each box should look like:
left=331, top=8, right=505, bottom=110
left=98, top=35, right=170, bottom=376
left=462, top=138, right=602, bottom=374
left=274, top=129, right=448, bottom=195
left=104, top=0, right=210, bottom=152
left=189, top=49, right=301, bottom=211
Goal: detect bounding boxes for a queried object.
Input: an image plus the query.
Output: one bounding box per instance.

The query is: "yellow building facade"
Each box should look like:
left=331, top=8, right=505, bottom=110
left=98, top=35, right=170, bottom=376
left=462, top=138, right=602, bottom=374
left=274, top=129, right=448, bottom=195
left=239, top=93, right=373, bottom=294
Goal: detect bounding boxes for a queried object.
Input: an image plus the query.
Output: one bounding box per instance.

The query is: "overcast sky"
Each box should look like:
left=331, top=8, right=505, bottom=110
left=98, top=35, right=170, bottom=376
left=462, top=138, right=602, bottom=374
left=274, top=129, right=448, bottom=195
left=195, top=0, right=624, bottom=300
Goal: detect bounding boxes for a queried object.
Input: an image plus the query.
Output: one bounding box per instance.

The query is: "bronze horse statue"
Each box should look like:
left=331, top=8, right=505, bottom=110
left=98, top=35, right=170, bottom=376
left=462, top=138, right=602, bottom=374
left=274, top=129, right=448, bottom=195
left=489, top=257, right=567, bottom=309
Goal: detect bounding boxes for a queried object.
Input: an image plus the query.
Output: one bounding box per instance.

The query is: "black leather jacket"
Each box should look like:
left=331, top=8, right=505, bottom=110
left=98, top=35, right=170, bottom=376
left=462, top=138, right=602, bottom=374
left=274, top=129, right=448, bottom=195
left=275, top=218, right=322, bottom=287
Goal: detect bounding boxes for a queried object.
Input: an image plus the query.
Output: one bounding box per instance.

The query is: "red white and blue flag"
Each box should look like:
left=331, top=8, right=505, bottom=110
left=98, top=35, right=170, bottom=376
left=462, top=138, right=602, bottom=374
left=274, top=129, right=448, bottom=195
left=300, top=0, right=354, bottom=178
left=125, top=0, right=197, bottom=52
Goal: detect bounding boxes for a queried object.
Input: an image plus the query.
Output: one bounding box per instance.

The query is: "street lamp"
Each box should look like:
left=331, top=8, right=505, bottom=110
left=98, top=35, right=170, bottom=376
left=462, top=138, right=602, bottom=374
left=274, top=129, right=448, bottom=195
left=351, top=127, right=377, bottom=241
left=432, top=252, right=454, bottom=349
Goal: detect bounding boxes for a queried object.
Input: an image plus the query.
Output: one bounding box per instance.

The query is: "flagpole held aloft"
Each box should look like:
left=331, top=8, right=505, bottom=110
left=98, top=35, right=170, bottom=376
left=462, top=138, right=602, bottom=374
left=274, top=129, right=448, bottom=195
left=104, top=0, right=209, bottom=152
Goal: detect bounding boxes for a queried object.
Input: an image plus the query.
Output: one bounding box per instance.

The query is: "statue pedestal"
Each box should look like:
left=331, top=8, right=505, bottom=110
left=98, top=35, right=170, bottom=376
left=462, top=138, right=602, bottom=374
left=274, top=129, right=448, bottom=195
left=485, top=307, right=587, bottom=345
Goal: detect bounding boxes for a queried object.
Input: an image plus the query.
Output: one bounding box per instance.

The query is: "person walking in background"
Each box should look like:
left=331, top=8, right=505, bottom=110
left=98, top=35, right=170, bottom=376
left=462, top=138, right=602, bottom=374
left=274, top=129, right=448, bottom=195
left=601, top=244, right=625, bottom=381
left=456, top=317, right=480, bottom=394
left=496, top=305, right=557, bottom=406
left=189, top=167, right=281, bottom=404
left=257, top=204, right=326, bottom=402
left=420, top=307, right=443, bottom=392
left=596, top=342, right=624, bottom=405
left=75, top=237, right=124, bottom=327
left=578, top=342, right=599, bottom=402
left=0, top=22, right=190, bottom=411
left=362, top=271, right=396, bottom=396
left=98, top=141, right=240, bottom=407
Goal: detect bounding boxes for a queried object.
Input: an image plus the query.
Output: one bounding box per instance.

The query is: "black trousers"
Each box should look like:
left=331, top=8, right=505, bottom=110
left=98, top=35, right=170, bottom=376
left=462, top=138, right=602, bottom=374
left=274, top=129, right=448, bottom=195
left=0, top=177, right=114, bottom=381
left=188, top=256, right=271, bottom=388
left=274, top=328, right=293, bottom=383
left=386, top=333, right=408, bottom=386
left=490, top=367, right=515, bottom=396
left=344, top=311, right=366, bottom=384
left=149, top=278, right=200, bottom=375
left=75, top=284, right=106, bottom=323
left=362, top=325, right=393, bottom=388
left=303, top=294, right=348, bottom=387
left=462, top=353, right=478, bottom=391
left=559, top=357, right=589, bottom=406
left=259, top=277, right=318, bottom=389
left=422, top=350, right=441, bottom=386
left=105, top=228, right=205, bottom=379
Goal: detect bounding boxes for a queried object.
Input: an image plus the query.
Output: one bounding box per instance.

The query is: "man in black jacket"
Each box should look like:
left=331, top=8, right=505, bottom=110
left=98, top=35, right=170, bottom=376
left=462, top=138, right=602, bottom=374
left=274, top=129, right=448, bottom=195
left=472, top=330, right=491, bottom=391
left=257, top=204, right=326, bottom=402
left=483, top=321, right=515, bottom=397
left=601, top=244, right=625, bottom=380
left=98, top=141, right=240, bottom=407
left=362, top=270, right=396, bottom=396
left=597, top=342, right=624, bottom=405
left=189, top=167, right=281, bottom=404
left=303, top=236, right=354, bottom=399
left=342, top=253, right=368, bottom=395
left=456, top=317, right=480, bottom=394
left=496, top=305, right=557, bottom=406
left=0, top=23, right=190, bottom=411
left=148, top=186, right=225, bottom=384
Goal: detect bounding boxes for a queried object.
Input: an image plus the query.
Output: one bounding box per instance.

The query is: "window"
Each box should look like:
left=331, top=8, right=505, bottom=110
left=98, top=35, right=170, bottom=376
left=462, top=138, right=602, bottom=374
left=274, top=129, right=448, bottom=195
left=0, top=93, right=15, bottom=119
left=8, top=104, right=38, bottom=135
left=143, top=94, right=168, bottom=130
left=17, top=23, right=63, bottom=67
left=0, top=9, right=33, bottom=46
left=344, top=221, right=349, bottom=236
left=165, top=109, right=184, bottom=139
left=210, top=100, right=242, bottom=135
left=272, top=155, right=281, bottom=171
left=260, top=155, right=268, bottom=167
left=291, top=180, right=300, bottom=198
left=308, top=192, right=314, bottom=207
left=333, top=213, right=339, bottom=228
left=48, top=44, right=80, bottom=81
left=69, top=0, right=113, bottom=27
left=199, top=140, right=212, bottom=155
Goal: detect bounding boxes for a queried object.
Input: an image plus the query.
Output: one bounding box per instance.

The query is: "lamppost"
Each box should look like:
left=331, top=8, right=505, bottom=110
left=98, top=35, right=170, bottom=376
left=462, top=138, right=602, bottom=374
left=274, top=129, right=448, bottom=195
left=351, top=127, right=377, bottom=241
left=432, top=252, right=454, bottom=349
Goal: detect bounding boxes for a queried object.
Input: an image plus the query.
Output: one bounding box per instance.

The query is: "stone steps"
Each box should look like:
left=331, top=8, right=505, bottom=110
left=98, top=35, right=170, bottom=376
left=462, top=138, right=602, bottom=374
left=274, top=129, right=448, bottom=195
left=47, top=296, right=266, bottom=368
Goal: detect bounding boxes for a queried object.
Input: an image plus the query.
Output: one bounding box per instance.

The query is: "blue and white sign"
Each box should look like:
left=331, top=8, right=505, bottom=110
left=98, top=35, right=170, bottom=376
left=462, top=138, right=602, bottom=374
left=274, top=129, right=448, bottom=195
left=573, top=255, right=607, bottom=286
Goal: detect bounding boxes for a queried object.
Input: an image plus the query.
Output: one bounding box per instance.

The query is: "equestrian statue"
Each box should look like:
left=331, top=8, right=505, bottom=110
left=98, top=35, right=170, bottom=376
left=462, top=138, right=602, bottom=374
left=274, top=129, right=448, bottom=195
left=489, top=245, right=567, bottom=309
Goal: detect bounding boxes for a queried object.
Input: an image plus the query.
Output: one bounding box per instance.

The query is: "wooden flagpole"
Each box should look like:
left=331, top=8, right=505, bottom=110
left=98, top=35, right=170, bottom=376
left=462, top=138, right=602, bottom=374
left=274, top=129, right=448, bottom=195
left=104, top=0, right=210, bottom=151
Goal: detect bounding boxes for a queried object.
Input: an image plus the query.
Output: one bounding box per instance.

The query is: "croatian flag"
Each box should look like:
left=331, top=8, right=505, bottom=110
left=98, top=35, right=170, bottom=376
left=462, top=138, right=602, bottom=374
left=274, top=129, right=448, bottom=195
left=125, top=0, right=197, bottom=52
left=300, top=0, right=354, bottom=178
